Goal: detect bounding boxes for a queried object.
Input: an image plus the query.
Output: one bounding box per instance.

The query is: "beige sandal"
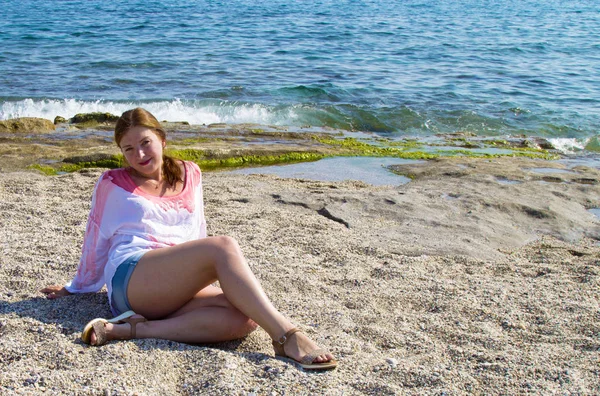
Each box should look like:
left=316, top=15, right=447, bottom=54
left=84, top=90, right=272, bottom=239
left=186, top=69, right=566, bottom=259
left=272, top=328, right=338, bottom=370
left=81, top=310, right=147, bottom=346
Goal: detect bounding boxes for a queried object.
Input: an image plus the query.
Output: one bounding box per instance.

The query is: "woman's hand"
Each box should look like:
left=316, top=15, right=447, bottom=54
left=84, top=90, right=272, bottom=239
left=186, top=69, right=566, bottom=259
left=40, top=285, right=72, bottom=299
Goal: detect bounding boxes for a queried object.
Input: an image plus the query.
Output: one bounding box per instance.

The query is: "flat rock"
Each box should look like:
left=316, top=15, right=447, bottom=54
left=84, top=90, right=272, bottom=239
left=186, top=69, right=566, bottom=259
left=0, top=117, right=56, bottom=133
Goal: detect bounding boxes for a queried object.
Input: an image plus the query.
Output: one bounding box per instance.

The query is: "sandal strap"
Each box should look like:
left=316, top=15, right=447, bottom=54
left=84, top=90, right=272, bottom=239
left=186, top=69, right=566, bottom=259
left=121, top=317, right=147, bottom=339
left=272, top=327, right=300, bottom=356
left=274, top=327, right=300, bottom=346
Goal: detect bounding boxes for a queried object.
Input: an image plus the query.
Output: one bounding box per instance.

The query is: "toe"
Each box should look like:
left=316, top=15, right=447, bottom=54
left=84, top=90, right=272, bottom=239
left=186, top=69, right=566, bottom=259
left=320, top=353, right=334, bottom=363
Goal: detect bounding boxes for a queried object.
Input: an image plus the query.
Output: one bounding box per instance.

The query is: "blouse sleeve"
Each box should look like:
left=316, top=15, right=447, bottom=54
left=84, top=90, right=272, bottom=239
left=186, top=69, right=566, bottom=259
left=64, top=173, right=112, bottom=294
left=192, top=161, right=207, bottom=238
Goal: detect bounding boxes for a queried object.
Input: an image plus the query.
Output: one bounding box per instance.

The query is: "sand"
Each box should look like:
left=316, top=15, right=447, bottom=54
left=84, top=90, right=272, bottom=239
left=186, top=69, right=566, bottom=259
left=1, top=156, right=599, bottom=395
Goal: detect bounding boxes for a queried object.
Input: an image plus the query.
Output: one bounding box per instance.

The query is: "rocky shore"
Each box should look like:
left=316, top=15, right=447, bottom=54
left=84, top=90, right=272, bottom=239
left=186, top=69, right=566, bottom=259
left=0, top=113, right=571, bottom=177
left=1, top=152, right=599, bottom=394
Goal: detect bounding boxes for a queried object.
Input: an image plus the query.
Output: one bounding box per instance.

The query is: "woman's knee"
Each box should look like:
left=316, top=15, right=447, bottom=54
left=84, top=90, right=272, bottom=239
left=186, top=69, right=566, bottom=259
left=211, top=235, right=240, bottom=252
left=208, top=235, right=244, bottom=264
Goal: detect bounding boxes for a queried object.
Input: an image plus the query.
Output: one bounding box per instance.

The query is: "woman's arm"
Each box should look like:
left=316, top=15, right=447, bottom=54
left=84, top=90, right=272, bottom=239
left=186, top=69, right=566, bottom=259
left=42, top=173, right=111, bottom=297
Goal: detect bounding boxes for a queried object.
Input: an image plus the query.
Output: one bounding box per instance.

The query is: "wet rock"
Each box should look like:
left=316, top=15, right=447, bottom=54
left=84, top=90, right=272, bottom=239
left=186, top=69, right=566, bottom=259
left=533, top=138, right=556, bottom=150
left=161, top=120, right=190, bottom=125
left=69, top=112, right=119, bottom=124
left=518, top=138, right=555, bottom=150
left=54, top=116, right=67, bottom=125
left=0, top=117, right=56, bottom=133
left=584, top=135, right=600, bottom=152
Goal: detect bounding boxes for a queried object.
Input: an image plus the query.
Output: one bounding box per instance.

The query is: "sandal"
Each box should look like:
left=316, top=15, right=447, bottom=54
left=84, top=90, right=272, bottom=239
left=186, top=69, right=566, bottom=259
left=81, top=310, right=147, bottom=346
left=272, top=328, right=338, bottom=370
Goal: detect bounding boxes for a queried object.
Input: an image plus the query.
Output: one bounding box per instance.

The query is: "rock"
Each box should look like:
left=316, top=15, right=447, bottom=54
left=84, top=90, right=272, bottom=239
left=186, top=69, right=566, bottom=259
left=584, top=135, right=600, bottom=152
left=54, top=116, right=67, bottom=125
left=69, top=112, right=119, bottom=124
left=532, top=138, right=555, bottom=150
left=161, top=121, right=190, bottom=125
left=0, top=117, right=56, bottom=133
left=518, top=138, right=555, bottom=150
left=386, top=358, right=398, bottom=368
left=62, top=153, right=118, bottom=164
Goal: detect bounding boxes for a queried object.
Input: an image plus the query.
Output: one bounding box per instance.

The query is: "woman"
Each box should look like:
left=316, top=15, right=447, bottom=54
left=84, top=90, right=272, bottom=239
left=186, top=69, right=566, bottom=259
left=41, top=107, right=337, bottom=370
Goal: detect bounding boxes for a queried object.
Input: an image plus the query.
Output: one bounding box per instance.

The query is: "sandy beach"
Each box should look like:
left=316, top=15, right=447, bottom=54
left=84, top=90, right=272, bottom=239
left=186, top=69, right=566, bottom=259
left=1, top=156, right=599, bottom=394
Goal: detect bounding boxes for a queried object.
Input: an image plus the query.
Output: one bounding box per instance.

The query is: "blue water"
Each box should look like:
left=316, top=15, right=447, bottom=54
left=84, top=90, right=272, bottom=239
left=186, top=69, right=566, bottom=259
left=227, top=157, right=417, bottom=185
left=1, top=0, right=599, bottom=142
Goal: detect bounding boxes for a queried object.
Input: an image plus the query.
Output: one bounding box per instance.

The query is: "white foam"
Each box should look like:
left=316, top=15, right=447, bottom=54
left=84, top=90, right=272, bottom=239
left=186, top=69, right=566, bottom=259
left=548, top=137, right=586, bottom=154
left=0, top=98, right=297, bottom=126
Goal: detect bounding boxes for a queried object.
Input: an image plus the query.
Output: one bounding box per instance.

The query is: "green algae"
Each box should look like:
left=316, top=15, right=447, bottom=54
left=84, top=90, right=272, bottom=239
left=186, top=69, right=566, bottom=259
left=386, top=139, right=423, bottom=149
left=28, top=164, right=60, bottom=175
left=314, top=137, right=437, bottom=159
left=314, top=136, right=559, bottom=160
left=25, top=132, right=560, bottom=177
left=167, top=149, right=327, bottom=170
left=63, top=155, right=125, bottom=170
left=447, top=137, right=480, bottom=148
left=28, top=155, right=124, bottom=175
left=436, top=149, right=558, bottom=160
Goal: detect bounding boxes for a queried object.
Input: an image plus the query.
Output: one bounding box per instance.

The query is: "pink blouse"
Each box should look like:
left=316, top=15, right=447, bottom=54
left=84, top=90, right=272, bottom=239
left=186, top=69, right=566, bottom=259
left=65, top=161, right=207, bottom=309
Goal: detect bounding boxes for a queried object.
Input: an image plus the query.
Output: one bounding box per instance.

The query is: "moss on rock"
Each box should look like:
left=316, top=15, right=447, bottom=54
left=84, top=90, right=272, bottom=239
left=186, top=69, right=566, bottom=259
left=70, top=112, right=120, bottom=124
left=168, top=149, right=327, bottom=170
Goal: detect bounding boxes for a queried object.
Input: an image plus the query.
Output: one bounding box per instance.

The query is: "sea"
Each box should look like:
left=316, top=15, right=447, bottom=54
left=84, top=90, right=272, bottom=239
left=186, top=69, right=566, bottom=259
left=1, top=0, right=599, bottom=179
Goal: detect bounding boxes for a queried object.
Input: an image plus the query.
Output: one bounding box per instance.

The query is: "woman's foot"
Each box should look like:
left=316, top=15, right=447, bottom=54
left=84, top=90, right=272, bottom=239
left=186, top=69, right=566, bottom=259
left=283, top=331, right=335, bottom=363
left=83, top=314, right=147, bottom=346
left=273, top=328, right=337, bottom=370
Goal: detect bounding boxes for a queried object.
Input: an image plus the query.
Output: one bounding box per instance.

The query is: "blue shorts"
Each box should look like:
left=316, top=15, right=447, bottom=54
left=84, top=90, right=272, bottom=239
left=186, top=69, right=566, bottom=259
left=111, top=252, right=145, bottom=316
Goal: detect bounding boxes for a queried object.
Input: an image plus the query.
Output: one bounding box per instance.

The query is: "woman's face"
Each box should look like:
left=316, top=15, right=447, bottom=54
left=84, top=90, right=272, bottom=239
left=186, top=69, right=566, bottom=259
left=119, top=125, right=165, bottom=178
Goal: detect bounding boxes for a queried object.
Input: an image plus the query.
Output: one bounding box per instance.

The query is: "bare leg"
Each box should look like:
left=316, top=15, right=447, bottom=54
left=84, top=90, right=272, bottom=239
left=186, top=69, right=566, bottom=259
left=94, top=286, right=258, bottom=343
left=98, top=236, right=333, bottom=363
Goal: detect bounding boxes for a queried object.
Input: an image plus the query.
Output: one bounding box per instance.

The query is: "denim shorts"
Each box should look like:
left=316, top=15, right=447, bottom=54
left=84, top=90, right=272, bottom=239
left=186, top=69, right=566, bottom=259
left=111, top=252, right=145, bottom=316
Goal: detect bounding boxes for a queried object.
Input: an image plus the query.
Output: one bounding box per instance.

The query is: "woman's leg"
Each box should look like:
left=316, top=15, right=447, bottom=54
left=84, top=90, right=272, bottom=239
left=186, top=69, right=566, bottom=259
left=104, top=236, right=333, bottom=363
left=99, top=285, right=258, bottom=343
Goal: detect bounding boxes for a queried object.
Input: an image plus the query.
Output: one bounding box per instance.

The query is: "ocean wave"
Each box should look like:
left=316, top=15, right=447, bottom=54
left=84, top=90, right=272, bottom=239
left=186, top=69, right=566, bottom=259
left=0, top=98, right=297, bottom=126
left=548, top=137, right=589, bottom=154
left=0, top=98, right=597, bottom=142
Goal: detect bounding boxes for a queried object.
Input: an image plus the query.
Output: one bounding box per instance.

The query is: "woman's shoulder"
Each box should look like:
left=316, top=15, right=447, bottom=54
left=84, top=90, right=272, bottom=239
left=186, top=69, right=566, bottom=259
left=182, top=161, right=202, bottom=176
left=98, top=167, right=128, bottom=182
left=94, top=168, right=133, bottom=192
left=182, top=160, right=200, bottom=171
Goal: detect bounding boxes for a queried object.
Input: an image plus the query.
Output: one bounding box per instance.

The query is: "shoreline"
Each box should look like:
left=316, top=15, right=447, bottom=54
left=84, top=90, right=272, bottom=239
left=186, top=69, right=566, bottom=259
left=1, top=156, right=599, bottom=393
left=1, top=114, right=590, bottom=177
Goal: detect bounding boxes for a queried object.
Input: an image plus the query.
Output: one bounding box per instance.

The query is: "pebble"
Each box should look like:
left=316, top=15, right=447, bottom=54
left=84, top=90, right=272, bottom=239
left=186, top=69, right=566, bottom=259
left=386, top=358, right=398, bottom=368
